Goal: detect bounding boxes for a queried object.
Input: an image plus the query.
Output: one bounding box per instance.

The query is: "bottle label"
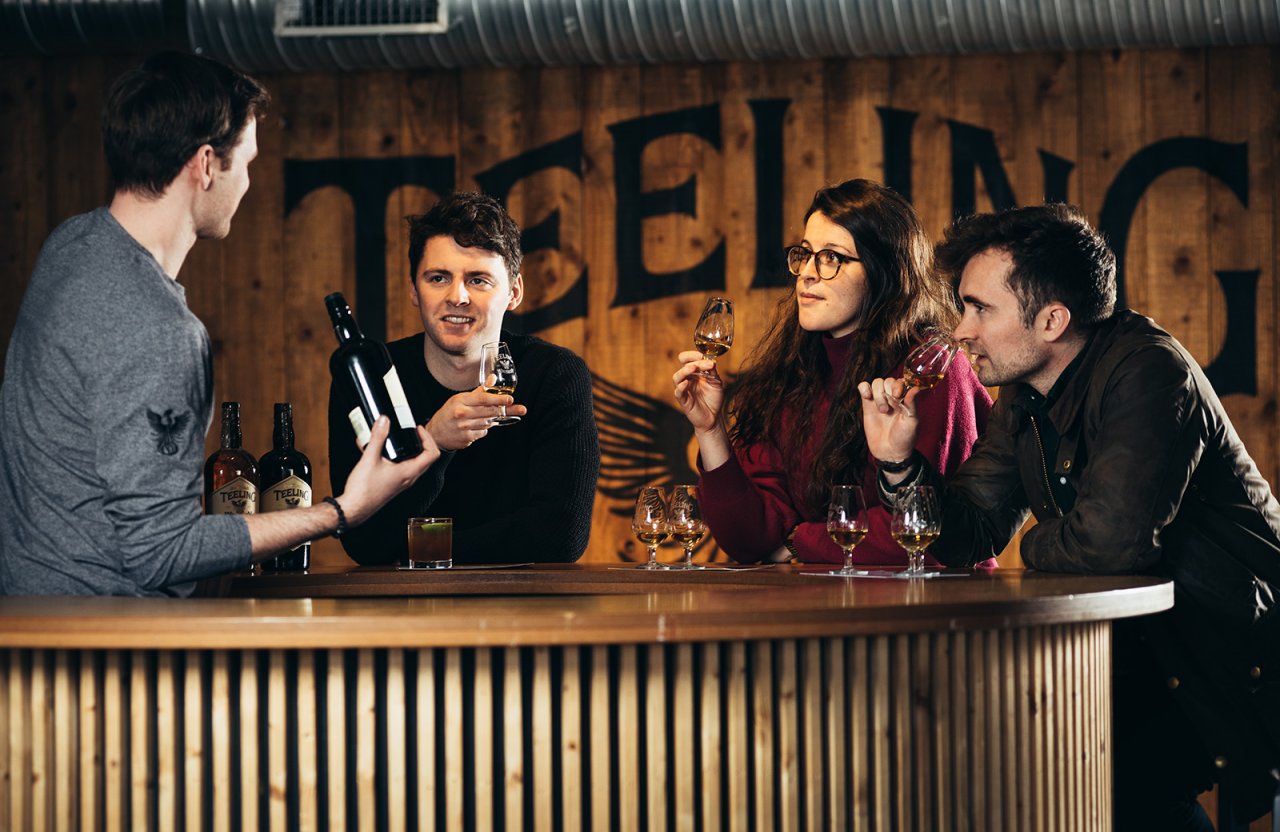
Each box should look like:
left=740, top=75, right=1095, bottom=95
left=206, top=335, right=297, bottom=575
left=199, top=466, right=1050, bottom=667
left=261, top=475, right=312, bottom=512
left=348, top=407, right=372, bottom=449
left=383, top=367, right=416, bottom=430
left=210, top=477, right=257, bottom=515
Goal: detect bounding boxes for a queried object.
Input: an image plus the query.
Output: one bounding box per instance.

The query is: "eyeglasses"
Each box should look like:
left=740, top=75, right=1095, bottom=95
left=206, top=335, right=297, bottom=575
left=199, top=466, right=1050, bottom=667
left=785, top=245, right=860, bottom=280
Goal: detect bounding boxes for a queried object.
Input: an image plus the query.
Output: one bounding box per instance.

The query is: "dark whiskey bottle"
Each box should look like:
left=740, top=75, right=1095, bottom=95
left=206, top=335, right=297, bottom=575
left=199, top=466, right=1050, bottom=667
left=258, top=403, right=312, bottom=571
left=204, top=402, right=258, bottom=516
left=325, top=292, right=422, bottom=461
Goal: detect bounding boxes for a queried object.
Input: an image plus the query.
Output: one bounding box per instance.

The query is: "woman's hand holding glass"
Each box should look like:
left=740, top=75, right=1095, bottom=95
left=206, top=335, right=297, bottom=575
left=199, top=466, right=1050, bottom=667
left=673, top=349, right=725, bottom=431
left=673, top=349, right=736, bottom=472
left=673, top=297, right=737, bottom=472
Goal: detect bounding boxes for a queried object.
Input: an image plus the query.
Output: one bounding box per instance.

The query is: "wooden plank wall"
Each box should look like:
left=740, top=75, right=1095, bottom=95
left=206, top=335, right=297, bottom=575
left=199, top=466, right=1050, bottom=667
left=0, top=47, right=1276, bottom=572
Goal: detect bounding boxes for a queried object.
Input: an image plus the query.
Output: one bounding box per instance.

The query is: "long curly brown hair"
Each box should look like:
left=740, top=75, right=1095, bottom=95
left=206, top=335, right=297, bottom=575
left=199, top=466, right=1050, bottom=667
left=727, top=179, right=959, bottom=512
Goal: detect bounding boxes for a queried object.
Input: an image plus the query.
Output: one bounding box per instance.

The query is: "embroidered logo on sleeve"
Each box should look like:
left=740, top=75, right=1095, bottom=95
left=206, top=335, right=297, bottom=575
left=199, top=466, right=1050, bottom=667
left=148, top=408, right=192, bottom=456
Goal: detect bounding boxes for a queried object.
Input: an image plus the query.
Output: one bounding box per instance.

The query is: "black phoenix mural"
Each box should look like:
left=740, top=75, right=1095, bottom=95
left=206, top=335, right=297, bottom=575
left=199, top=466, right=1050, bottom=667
left=592, top=372, right=739, bottom=564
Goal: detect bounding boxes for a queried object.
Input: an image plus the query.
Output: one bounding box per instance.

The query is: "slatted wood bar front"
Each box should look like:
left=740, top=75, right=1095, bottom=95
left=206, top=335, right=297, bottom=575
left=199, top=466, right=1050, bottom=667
left=0, top=567, right=1171, bottom=831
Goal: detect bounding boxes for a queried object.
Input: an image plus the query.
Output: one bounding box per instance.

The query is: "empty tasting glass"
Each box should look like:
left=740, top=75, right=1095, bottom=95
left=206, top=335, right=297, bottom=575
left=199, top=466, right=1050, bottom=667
left=890, top=486, right=941, bottom=578
left=667, top=485, right=708, bottom=571
left=826, top=485, right=870, bottom=577
left=631, top=486, right=670, bottom=570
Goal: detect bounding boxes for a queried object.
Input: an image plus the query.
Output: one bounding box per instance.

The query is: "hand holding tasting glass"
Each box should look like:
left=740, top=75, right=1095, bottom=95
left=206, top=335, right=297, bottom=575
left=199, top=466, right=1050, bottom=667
left=667, top=485, right=708, bottom=570
left=826, top=485, right=871, bottom=577
left=689, top=297, right=733, bottom=379
left=891, top=485, right=942, bottom=578
left=480, top=342, right=520, bottom=426
left=631, top=486, right=670, bottom=570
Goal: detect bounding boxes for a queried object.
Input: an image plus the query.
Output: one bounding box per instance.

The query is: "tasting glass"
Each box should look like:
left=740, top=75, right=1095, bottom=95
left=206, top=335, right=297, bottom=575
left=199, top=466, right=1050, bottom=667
left=631, top=486, right=670, bottom=570
left=890, top=485, right=942, bottom=577
left=667, top=485, right=708, bottom=570
left=480, top=341, right=521, bottom=426
left=690, top=297, right=733, bottom=378
left=895, top=331, right=962, bottom=405
left=825, top=485, right=870, bottom=577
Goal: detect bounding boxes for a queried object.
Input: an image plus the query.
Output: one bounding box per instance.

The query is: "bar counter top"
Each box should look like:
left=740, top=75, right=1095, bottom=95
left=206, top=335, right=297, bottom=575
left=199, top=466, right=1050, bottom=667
left=0, top=564, right=1173, bottom=649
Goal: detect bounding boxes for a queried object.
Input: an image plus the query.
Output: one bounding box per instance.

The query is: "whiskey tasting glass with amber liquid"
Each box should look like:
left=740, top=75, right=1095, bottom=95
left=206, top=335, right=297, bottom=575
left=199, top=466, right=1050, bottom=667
left=631, top=486, right=670, bottom=570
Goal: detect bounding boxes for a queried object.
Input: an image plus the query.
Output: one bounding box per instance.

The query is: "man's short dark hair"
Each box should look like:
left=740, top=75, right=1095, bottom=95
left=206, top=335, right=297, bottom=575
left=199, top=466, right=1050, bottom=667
left=937, top=204, right=1117, bottom=330
left=406, top=192, right=523, bottom=282
left=103, top=51, right=269, bottom=197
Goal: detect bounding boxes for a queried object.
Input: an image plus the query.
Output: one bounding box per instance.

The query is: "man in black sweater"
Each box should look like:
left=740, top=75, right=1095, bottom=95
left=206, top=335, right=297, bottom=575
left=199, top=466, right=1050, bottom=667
left=329, top=192, right=600, bottom=564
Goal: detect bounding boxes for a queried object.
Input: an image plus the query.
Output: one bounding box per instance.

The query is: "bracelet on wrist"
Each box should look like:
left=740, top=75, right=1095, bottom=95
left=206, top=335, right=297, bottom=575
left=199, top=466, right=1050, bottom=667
left=877, top=457, right=925, bottom=504
left=875, top=451, right=919, bottom=474
left=323, top=496, right=347, bottom=538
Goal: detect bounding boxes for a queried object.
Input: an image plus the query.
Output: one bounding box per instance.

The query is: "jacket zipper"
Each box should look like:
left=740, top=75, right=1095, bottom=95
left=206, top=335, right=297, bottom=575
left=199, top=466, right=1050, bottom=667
left=1029, top=414, right=1064, bottom=518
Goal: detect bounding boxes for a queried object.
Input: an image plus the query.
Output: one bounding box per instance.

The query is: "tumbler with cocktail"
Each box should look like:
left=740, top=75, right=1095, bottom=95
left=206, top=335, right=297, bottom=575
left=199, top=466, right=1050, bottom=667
left=404, top=517, right=453, bottom=569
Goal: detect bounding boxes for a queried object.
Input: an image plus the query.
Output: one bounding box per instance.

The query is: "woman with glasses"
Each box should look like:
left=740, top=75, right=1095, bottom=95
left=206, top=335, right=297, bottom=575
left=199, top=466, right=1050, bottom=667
left=672, top=179, right=994, bottom=565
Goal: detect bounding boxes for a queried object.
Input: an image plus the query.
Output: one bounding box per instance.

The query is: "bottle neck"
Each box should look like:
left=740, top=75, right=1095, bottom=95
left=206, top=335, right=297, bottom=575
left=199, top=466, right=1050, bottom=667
left=331, top=310, right=362, bottom=344
left=273, top=409, right=295, bottom=451
left=220, top=410, right=242, bottom=450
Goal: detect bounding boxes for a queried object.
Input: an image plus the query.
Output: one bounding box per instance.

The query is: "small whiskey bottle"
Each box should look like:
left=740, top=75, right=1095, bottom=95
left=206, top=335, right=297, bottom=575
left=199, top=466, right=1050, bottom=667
left=204, top=402, right=258, bottom=516
left=258, top=403, right=312, bottom=571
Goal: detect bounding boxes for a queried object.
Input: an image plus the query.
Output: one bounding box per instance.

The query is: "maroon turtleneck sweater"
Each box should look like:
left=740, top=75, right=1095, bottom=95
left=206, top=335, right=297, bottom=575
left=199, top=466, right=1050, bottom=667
left=699, top=331, right=994, bottom=566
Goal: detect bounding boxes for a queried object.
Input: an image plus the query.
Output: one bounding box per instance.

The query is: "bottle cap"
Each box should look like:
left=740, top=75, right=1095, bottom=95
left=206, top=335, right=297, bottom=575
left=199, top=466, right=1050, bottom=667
left=324, top=293, right=349, bottom=316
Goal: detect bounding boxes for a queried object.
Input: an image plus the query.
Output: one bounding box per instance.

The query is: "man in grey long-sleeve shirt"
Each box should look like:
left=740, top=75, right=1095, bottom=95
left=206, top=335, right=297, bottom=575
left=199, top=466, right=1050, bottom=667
left=0, top=51, right=439, bottom=596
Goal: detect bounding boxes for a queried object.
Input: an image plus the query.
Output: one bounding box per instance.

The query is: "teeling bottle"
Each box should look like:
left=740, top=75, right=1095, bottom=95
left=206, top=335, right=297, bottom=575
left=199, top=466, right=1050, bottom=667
left=204, top=402, right=258, bottom=516
left=325, top=292, right=422, bottom=461
left=258, top=403, right=312, bottom=571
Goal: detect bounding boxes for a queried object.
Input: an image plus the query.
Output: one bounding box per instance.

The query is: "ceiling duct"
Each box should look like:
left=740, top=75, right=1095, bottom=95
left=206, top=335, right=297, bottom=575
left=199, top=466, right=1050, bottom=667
left=0, top=0, right=172, bottom=55
left=3, top=0, right=1279, bottom=70
left=189, top=0, right=1280, bottom=71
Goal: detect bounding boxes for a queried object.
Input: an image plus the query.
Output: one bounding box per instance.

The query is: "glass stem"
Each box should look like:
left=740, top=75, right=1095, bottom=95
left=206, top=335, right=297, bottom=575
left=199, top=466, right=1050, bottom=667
left=685, top=547, right=694, bottom=568
left=843, top=547, right=855, bottom=572
left=648, top=546, right=658, bottom=567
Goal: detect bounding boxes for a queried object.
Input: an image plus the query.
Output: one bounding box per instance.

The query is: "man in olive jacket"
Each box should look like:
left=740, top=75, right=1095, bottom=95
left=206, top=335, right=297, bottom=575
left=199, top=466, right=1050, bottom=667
left=860, top=204, right=1280, bottom=829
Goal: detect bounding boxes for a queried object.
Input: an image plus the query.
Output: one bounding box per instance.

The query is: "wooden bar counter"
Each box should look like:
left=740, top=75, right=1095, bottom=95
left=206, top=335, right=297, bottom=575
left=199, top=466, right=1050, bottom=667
left=0, top=565, right=1171, bottom=831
